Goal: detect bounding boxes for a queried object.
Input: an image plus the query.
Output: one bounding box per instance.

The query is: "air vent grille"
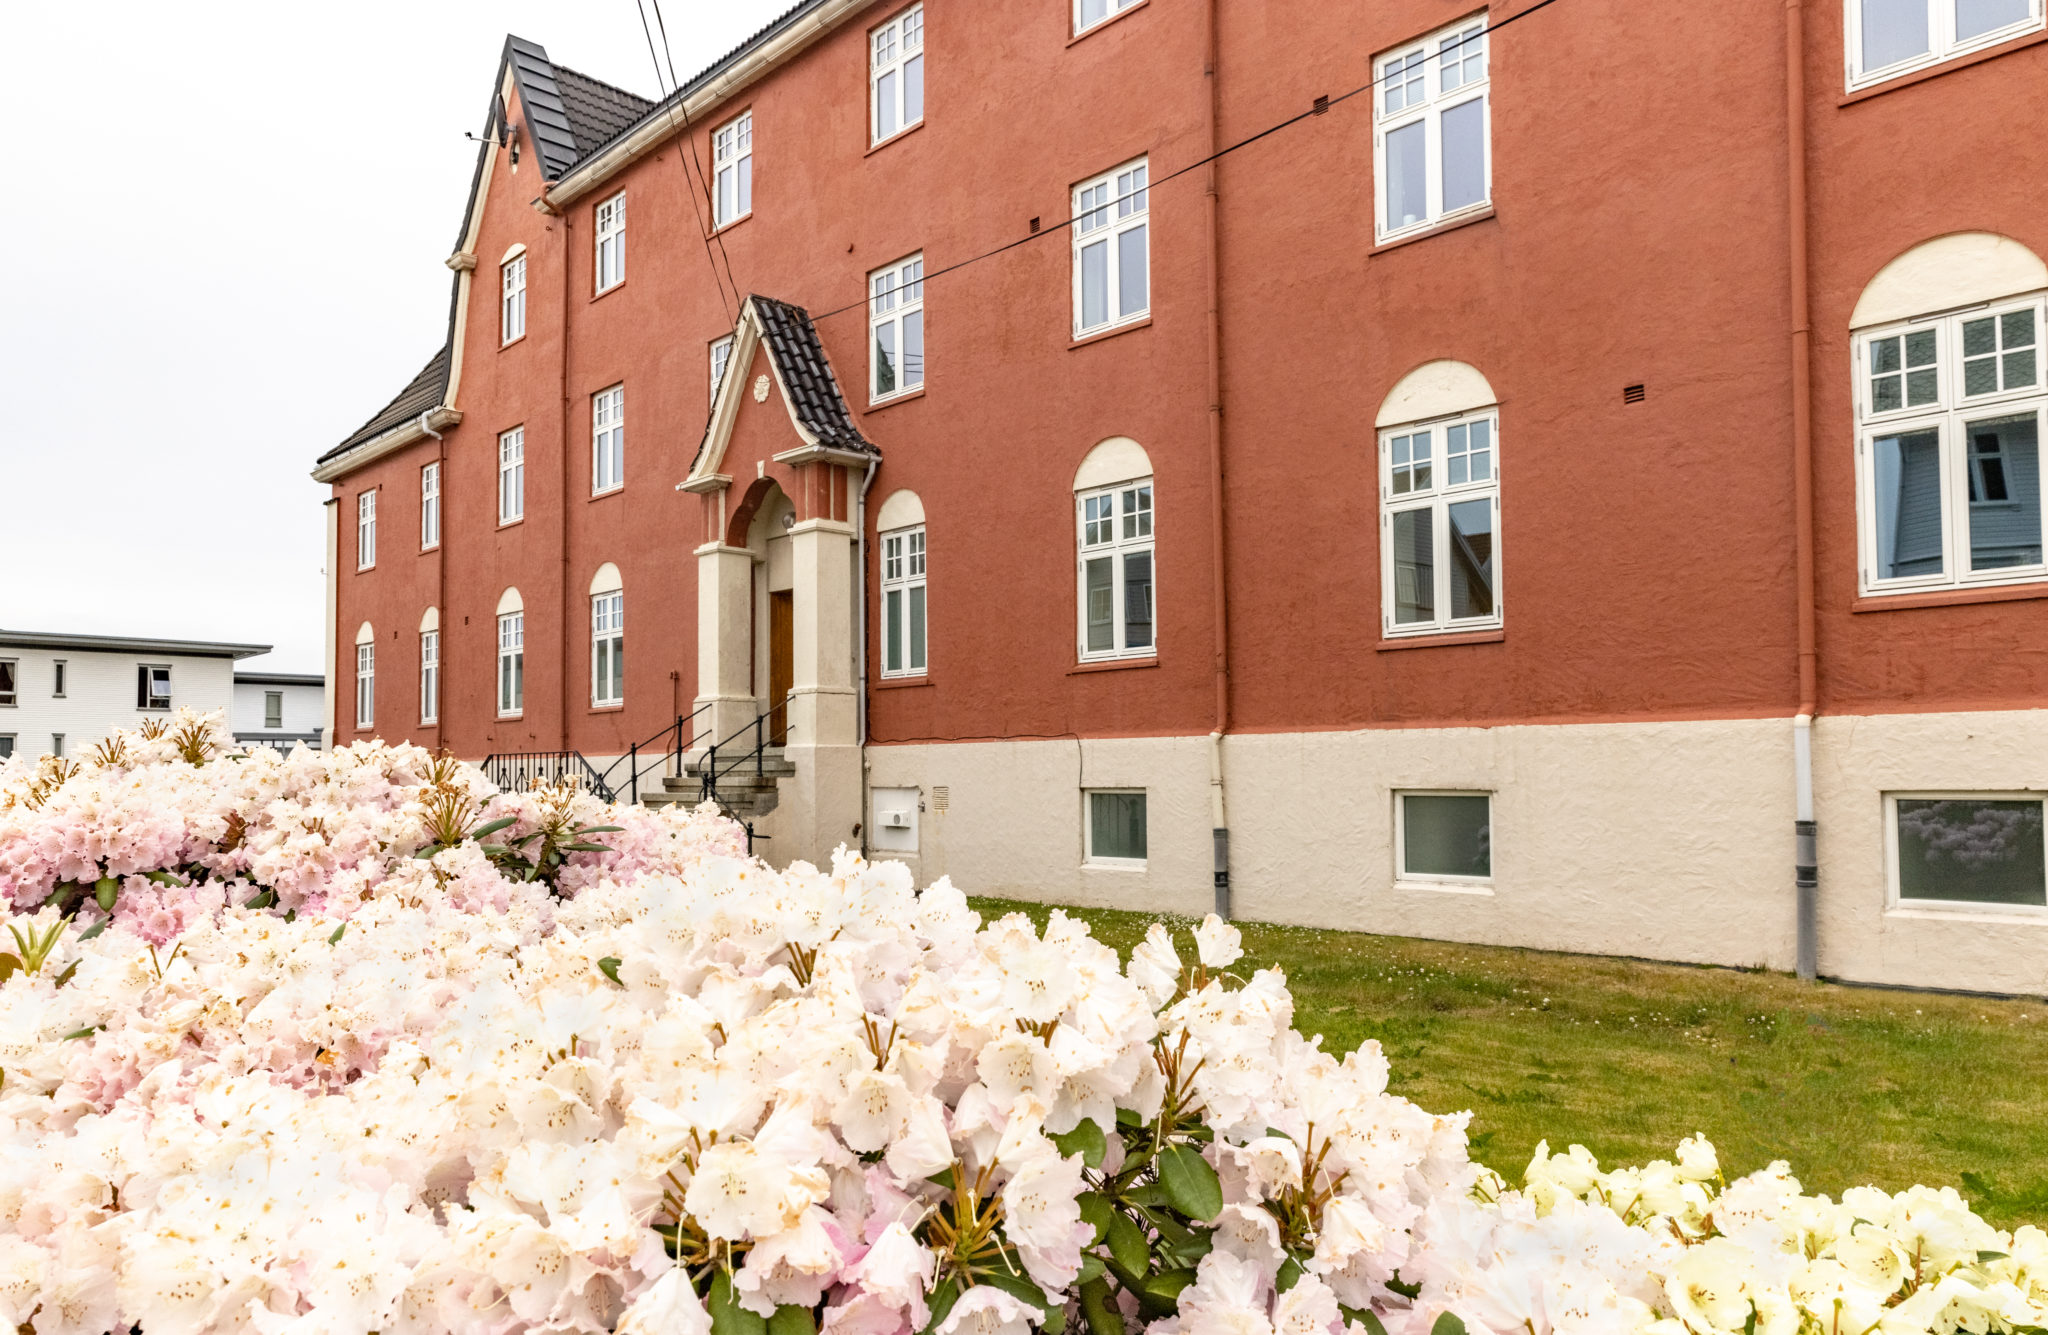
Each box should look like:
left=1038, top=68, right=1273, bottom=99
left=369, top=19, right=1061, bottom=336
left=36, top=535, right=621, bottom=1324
left=1623, top=383, right=1647, bottom=404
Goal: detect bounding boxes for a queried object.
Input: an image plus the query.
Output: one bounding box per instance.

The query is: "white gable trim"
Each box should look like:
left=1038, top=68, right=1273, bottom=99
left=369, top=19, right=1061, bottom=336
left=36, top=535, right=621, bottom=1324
left=680, top=297, right=828, bottom=492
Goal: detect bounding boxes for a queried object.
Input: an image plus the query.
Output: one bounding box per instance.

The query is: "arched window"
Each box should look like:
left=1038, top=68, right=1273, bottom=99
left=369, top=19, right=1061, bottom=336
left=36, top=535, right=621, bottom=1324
left=877, top=491, right=927, bottom=677
left=1074, top=438, right=1155, bottom=661
left=1376, top=361, right=1502, bottom=637
left=1853, top=234, right=2047, bottom=595
left=354, top=622, right=375, bottom=730
left=497, top=588, right=525, bottom=717
left=419, top=607, right=440, bottom=726
left=590, top=564, right=624, bottom=707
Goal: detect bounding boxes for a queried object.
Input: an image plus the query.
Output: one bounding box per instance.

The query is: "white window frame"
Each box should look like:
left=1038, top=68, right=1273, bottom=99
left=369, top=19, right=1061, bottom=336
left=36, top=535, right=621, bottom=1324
left=420, top=630, right=439, bottom=725
left=713, top=112, right=753, bottom=228
left=880, top=525, right=928, bottom=678
left=502, top=252, right=527, bottom=342
left=1074, top=0, right=1143, bottom=36
left=1373, top=17, right=1491, bottom=243
left=1885, top=790, right=2048, bottom=915
left=498, top=612, right=525, bottom=718
left=591, top=592, right=624, bottom=707
left=870, top=253, right=926, bottom=402
left=499, top=427, right=525, bottom=525
left=1076, top=478, right=1157, bottom=662
left=1854, top=294, right=2047, bottom=597
left=0, top=659, right=15, bottom=708
left=355, top=643, right=375, bottom=730
left=871, top=4, right=925, bottom=144
left=1845, top=0, right=2044, bottom=90
left=138, top=664, right=172, bottom=710
left=1072, top=158, right=1150, bottom=338
left=711, top=335, right=736, bottom=400
left=357, top=489, right=377, bottom=570
left=50, top=661, right=65, bottom=699
left=595, top=193, right=626, bottom=292
left=421, top=461, right=441, bottom=550
left=1395, top=790, right=1495, bottom=889
left=264, top=690, right=283, bottom=729
left=1083, top=789, right=1149, bottom=869
left=593, top=385, right=625, bottom=495
left=50, top=735, right=63, bottom=759
left=1379, top=407, right=1504, bottom=637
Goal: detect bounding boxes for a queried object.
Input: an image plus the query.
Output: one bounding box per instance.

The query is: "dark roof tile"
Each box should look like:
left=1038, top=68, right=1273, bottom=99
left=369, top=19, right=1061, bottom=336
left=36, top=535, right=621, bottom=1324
left=752, top=296, right=877, bottom=454
left=318, top=346, right=450, bottom=464
left=554, top=65, right=656, bottom=156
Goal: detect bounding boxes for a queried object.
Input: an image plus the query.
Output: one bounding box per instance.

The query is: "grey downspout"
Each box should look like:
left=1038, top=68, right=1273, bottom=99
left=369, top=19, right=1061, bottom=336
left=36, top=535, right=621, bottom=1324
left=855, top=454, right=879, bottom=859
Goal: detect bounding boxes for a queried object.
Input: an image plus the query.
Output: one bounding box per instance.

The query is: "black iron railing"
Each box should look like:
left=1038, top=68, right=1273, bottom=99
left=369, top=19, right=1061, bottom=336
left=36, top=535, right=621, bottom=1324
left=480, top=750, right=615, bottom=801
left=699, top=700, right=788, bottom=808
left=595, top=705, right=713, bottom=804
left=480, top=706, right=716, bottom=806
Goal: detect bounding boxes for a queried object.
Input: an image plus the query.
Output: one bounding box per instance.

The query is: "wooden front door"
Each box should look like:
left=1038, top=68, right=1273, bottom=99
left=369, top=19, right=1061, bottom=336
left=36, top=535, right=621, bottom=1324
left=769, top=590, right=793, bottom=745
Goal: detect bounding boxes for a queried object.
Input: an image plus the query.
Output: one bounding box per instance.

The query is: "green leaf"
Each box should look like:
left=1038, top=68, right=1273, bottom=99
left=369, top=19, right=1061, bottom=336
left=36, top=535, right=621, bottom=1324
left=413, top=843, right=445, bottom=859
left=470, top=817, right=518, bottom=839
left=1276, top=1258, right=1304, bottom=1293
left=328, top=923, right=347, bottom=945
left=244, top=888, right=277, bottom=910
left=1106, top=1210, right=1149, bottom=1275
left=1115, top=1108, right=1145, bottom=1130
left=1041, top=1302, right=1068, bottom=1335
left=579, top=825, right=626, bottom=835
left=1385, top=1275, right=1422, bottom=1301
left=144, top=871, right=184, bottom=886
left=1051, top=1119, right=1108, bottom=1169
left=1432, top=1314, right=1468, bottom=1335
left=76, top=922, right=107, bottom=941
left=926, top=1167, right=960, bottom=1192
left=1343, top=1308, right=1389, bottom=1335
left=0, top=955, right=17, bottom=984
left=479, top=844, right=515, bottom=858
left=51, top=961, right=78, bottom=989
left=1077, top=1254, right=1106, bottom=1287
left=94, top=877, right=119, bottom=912
left=1079, top=1277, right=1125, bottom=1335
left=1141, top=1268, right=1196, bottom=1310
left=769, top=1305, right=816, bottom=1335
left=710, top=1270, right=769, bottom=1335
left=284, top=909, right=296, bottom=923
left=1979, top=1250, right=2011, bottom=1263
left=1123, top=1183, right=1167, bottom=1208
left=922, top=1276, right=964, bottom=1334
left=598, top=957, right=624, bottom=987
left=62, top=1026, right=100, bottom=1041
left=1157, top=1145, right=1223, bottom=1222
left=1162, top=1226, right=1215, bottom=1270
left=977, top=1266, right=1052, bottom=1315
left=1078, top=1192, right=1116, bottom=1244
left=562, top=842, right=613, bottom=853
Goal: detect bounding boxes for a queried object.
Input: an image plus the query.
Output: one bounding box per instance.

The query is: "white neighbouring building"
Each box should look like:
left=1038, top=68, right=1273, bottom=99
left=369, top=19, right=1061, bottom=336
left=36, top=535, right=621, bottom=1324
left=0, top=631, right=271, bottom=762
left=232, top=672, right=327, bottom=753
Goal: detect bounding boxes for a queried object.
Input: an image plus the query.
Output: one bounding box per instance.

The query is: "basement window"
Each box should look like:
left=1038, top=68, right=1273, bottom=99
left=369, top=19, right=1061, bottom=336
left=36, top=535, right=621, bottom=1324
left=1398, top=791, right=1493, bottom=884
left=1890, top=794, right=2047, bottom=909
left=1086, top=790, right=1148, bottom=868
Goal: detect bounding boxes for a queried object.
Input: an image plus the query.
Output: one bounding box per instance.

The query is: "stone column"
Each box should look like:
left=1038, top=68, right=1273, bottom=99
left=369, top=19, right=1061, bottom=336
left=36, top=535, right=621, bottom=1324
left=778, top=510, right=862, bottom=866
left=694, top=539, right=760, bottom=753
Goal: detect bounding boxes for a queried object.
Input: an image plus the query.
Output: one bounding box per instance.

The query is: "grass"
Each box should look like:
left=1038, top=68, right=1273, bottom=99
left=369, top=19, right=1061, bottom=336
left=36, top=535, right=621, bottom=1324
left=971, top=897, right=2048, bottom=1229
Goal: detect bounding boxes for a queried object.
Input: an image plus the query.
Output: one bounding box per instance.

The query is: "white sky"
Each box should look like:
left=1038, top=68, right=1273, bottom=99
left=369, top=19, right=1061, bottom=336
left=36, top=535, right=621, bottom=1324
left=0, top=0, right=789, bottom=674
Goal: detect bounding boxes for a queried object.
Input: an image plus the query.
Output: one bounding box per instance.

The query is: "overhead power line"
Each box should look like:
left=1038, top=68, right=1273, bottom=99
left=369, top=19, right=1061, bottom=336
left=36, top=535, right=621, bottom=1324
left=633, top=0, right=741, bottom=322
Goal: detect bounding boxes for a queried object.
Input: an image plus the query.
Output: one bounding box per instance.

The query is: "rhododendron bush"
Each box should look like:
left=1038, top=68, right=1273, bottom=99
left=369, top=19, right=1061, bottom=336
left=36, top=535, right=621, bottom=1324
left=0, top=714, right=2044, bottom=1335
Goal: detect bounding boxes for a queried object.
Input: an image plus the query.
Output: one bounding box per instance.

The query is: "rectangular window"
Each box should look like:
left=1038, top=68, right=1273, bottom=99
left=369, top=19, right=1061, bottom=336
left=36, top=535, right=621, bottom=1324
left=357, top=489, right=377, bottom=569
left=1375, top=19, right=1490, bottom=241
left=870, top=254, right=926, bottom=401
left=1075, top=0, right=1143, bottom=34
left=1077, top=479, right=1155, bottom=660
left=1381, top=409, right=1502, bottom=635
left=872, top=5, right=925, bottom=143
left=592, top=593, right=625, bottom=706
left=502, top=252, right=527, bottom=341
left=1848, top=0, right=2042, bottom=89
left=499, top=427, right=525, bottom=524
left=355, top=644, right=375, bottom=729
left=596, top=193, right=626, bottom=292
left=0, top=737, right=12, bottom=760
left=1891, top=794, right=2046, bottom=909
left=421, top=461, right=441, bottom=550
left=1399, top=792, right=1493, bottom=883
left=50, top=734, right=63, bottom=759
left=1858, top=298, right=2046, bottom=595
left=1073, top=160, right=1149, bottom=337
left=593, top=385, right=625, bottom=494
left=714, top=112, right=753, bottom=227
left=420, top=630, right=439, bottom=724
left=499, top=612, right=525, bottom=716
left=711, top=335, right=736, bottom=400
left=1086, top=790, right=1148, bottom=867
left=50, top=661, right=64, bottom=699
left=264, top=690, right=283, bottom=729
left=0, top=660, right=15, bottom=707
left=881, top=526, right=928, bottom=677
left=137, top=664, right=172, bottom=710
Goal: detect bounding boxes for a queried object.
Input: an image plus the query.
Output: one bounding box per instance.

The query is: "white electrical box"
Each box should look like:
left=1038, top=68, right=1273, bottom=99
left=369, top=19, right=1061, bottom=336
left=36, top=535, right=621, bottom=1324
left=870, top=787, right=920, bottom=853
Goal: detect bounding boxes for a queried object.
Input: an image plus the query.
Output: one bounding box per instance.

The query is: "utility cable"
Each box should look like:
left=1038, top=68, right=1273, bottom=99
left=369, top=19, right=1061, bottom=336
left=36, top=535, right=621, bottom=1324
left=634, top=0, right=739, bottom=323
left=650, top=0, right=747, bottom=317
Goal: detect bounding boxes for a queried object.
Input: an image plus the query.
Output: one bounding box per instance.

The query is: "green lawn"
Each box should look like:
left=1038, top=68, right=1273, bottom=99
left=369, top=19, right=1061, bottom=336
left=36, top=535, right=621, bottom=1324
left=971, top=897, right=2048, bottom=1229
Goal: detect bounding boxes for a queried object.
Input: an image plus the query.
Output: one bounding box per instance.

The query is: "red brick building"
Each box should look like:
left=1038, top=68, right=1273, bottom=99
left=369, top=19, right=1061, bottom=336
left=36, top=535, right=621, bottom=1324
left=316, top=0, right=2048, bottom=993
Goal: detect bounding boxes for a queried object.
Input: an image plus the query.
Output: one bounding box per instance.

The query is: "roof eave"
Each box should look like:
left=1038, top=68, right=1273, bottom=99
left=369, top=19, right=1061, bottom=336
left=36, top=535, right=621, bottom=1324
left=0, top=631, right=274, bottom=660
left=313, top=406, right=464, bottom=484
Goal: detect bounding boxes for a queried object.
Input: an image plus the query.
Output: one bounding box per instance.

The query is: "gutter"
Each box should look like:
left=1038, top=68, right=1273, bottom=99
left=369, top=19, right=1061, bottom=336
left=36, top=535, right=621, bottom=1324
left=1785, top=0, right=1820, bottom=981
left=1203, top=0, right=1233, bottom=919
left=312, top=407, right=463, bottom=484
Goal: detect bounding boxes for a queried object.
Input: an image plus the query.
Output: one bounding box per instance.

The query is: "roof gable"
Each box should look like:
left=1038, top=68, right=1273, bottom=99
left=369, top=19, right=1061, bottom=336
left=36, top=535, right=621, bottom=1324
left=684, top=296, right=878, bottom=490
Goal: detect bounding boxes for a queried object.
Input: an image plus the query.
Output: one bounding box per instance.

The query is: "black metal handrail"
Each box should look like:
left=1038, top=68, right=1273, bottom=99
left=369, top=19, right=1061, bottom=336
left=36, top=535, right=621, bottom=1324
left=700, top=700, right=789, bottom=807
left=480, top=750, right=615, bottom=801
left=591, top=703, right=715, bottom=804
left=482, top=704, right=717, bottom=806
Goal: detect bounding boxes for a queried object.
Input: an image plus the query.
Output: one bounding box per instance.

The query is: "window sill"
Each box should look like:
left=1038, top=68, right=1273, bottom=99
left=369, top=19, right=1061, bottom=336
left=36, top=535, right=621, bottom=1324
left=1070, top=316, right=1152, bottom=351
left=711, top=212, right=753, bottom=239
left=501, top=334, right=526, bottom=351
left=498, top=518, right=525, bottom=531
left=1841, top=27, right=2047, bottom=104
left=592, top=279, right=626, bottom=303
left=866, top=386, right=927, bottom=413
left=874, top=675, right=934, bottom=690
left=1083, top=859, right=1149, bottom=872
left=1068, top=0, right=1149, bottom=46
left=1852, top=582, right=2048, bottom=613
left=1394, top=878, right=1496, bottom=897
left=1886, top=903, right=2048, bottom=925
left=591, top=485, right=624, bottom=501
left=1371, top=206, right=1496, bottom=256
left=356, top=565, right=375, bottom=573
left=1069, top=655, right=1158, bottom=675
left=497, top=713, right=524, bottom=722
left=865, top=120, right=925, bottom=157
left=1377, top=628, right=1504, bottom=652
left=590, top=703, right=625, bottom=714
left=421, top=544, right=440, bottom=554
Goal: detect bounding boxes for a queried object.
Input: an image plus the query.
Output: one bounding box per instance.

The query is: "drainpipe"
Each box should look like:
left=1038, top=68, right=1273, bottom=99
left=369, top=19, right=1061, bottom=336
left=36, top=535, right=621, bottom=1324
left=559, top=213, right=575, bottom=755
left=854, top=455, right=879, bottom=857
left=1203, top=0, right=1233, bottom=919
left=1786, top=0, right=1819, bottom=981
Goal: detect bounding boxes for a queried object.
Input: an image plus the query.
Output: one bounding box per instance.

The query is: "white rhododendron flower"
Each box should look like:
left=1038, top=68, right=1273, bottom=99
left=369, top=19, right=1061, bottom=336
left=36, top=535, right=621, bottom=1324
left=0, top=716, right=2036, bottom=1335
